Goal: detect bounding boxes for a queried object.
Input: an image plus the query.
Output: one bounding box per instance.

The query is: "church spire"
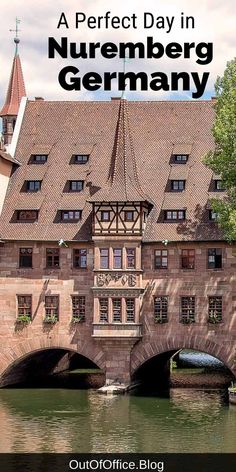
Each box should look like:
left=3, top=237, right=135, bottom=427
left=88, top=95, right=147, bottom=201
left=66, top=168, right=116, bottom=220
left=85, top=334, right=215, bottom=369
left=0, top=18, right=26, bottom=146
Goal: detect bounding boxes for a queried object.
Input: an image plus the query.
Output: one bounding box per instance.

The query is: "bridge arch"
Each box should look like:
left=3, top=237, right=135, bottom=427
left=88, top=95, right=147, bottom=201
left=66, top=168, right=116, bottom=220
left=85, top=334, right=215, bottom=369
left=131, top=334, right=236, bottom=378
left=0, top=335, right=106, bottom=387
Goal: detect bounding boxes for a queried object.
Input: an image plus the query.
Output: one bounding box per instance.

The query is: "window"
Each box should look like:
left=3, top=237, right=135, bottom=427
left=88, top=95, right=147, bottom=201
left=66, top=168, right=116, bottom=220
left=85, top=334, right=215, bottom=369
left=69, top=180, right=84, bottom=192
left=45, top=296, right=59, bottom=318
left=99, top=298, right=108, bottom=322
left=154, top=297, right=168, bottom=323
left=126, top=248, right=135, bottom=269
left=17, top=210, right=38, bottom=222
left=126, top=299, right=135, bottom=322
left=61, top=210, right=82, bottom=221
left=32, top=154, right=48, bottom=163
left=164, top=210, right=186, bottom=221
left=113, top=299, right=122, bottom=322
left=214, top=180, right=224, bottom=191
left=101, top=211, right=110, bottom=222
left=181, top=249, right=195, bottom=269
left=100, top=248, right=109, bottom=269
left=174, top=154, right=188, bottom=163
left=26, top=180, right=41, bottom=192
left=73, top=249, right=87, bottom=268
left=46, top=248, right=60, bottom=268
left=208, top=296, right=222, bottom=323
left=209, top=210, right=218, bottom=221
left=72, top=296, right=85, bottom=321
left=19, top=248, right=33, bottom=268
left=17, top=295, right=32, bottom=317
left=74, top=154, right=89, bottom=164
left=171, top=180, right=185, bottom=191
left=124, top=211, right=134, bottom=222
left=113, top=248, right=122, bottom=269
left=180, top=297, right=195, bottom=323
left=208, top=249, right=222, bottom=269
left=154, top=249, right=168, bottom=269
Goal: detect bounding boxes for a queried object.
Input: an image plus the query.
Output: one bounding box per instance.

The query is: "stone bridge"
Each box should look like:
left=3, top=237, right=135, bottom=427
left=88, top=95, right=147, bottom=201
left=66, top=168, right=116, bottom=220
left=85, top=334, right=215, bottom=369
left=0, top=327, right=235, bottom=388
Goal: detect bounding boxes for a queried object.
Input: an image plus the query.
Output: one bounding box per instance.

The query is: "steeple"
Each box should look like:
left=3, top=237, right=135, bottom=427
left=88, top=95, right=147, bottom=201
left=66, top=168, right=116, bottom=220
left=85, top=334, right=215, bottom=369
left=90, top=99, right=153, bottom=237
left=90, top=99, right=152, bottom=204
left=0, top=18, right=26, bottom=146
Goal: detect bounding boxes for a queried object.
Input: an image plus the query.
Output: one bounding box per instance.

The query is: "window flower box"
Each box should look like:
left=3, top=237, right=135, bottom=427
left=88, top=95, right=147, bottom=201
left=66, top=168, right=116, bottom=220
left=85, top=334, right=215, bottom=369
left=43, top=315, right=58, bottom=324
left=16, top=314, right=31, bottom=324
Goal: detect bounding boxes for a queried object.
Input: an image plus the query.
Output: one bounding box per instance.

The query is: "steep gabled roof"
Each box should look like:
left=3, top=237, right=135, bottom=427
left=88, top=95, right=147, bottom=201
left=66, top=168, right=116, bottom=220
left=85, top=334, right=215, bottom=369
left=89, top=99, right=152, bottom=204
left=0, top=52, right=26, bottom=117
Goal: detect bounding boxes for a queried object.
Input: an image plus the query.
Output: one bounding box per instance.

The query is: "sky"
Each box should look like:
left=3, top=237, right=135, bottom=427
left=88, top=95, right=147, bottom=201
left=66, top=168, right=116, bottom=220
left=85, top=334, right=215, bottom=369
left=0, top=0, right=235, bottom=104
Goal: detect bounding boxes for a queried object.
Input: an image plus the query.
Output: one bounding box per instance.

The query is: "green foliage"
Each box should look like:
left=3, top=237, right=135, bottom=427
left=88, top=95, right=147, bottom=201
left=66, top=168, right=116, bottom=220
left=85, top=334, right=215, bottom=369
left=204, top=58, right=236, bottom=240
left=44, top=314, right=58, bottom=324
left=16, top=314, right=31, bottom=323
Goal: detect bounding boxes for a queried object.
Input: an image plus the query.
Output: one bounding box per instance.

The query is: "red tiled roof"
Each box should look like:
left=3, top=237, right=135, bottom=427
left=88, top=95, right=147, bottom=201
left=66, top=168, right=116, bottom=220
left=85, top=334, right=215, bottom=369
left=0, top=53, right=26, bottom=116
left=0, top=99, right=225, bottom=242
left=0, top=150, right=20, bottom=165
left=89, top=99, right=152, bottom=204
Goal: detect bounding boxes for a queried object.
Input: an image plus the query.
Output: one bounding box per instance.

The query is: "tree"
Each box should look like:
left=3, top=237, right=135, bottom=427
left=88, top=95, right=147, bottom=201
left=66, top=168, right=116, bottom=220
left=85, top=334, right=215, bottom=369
left=204, top=58, right=236, bottom=240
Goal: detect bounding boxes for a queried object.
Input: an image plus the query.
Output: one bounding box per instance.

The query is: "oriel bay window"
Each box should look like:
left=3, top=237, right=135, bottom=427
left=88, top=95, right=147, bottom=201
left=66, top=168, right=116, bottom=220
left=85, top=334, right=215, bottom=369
left=208, top=296, right=222, bottom=323
left=100, top=248, right=109, bottom=269
left=154, top=249, right=168, bottom=269
left=99, top=298, right=109, bottom=322
left=73, top=249, right=87, bottom=268
left=154, top=296, right=168, bottom=323
left=72, top=296, right=86, bottom=322
left=113, top=248, right=122, bottom=269
left=126, top=298, right=135, bottom=322
left=19, top=248, right=33, bottom=268
left=126, top=248, right=135, bottom=269
left=180, top=296, right=195, bottom=323
left=46, top=248, right=60, bottom=268
left=113, top=299, right=122, bottom=322
left=181, top=249, right=195, bottom=269
left=208, top=249, right=222, bottom=269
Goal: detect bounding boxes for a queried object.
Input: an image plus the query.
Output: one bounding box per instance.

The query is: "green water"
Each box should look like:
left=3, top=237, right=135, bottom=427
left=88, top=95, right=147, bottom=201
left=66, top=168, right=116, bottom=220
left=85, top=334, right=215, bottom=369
left=0, top=388, right=235, bottom=453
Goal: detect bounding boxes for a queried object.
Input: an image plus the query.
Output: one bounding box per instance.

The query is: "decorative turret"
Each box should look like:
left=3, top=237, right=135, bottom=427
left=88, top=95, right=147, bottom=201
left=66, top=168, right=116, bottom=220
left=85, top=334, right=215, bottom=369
left=89, top=98, right=153, bottom=236
left=0, top=18, right=26, bottom=147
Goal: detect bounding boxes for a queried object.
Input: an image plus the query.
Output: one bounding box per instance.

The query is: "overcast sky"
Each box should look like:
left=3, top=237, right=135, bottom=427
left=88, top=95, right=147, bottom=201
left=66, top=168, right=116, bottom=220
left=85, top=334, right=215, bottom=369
left=0, top=0, right=235, bottom=103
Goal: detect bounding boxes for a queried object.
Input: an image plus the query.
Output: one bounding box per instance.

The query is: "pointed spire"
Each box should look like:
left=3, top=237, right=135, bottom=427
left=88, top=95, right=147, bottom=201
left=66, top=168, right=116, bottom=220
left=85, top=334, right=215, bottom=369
left=0, top=18, right=26, bottom=117
left=90, top=99, right=152, bottom=204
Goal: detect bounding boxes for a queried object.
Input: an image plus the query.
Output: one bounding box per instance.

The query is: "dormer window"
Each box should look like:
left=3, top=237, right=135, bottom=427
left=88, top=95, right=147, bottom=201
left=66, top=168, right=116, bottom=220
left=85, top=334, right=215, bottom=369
left=214, top=180, right=225, bottom=191
left=171, top=180, right=186, bottom=191
left=164, top=210, right=186, bottom=221
left=209, top=210, right=218, bottom=221
left=69, top=180, right=84, bottom=192
left=27, top=180, right=42, bottom=192
left=74, top=154, right=89, bottom=164
left=32, top=154, right=48, bottom=163
left=101, top=211, right=110, bottom=222
left=61, top=210, right=82, bottom=221
left=17, top=210, right=38, bottom=222
left=174, top=155, right=188, bottom=163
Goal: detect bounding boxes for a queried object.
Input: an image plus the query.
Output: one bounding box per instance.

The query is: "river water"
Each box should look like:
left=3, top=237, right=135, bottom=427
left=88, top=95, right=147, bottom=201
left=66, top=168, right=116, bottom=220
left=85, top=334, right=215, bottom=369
left=0, top=351, right=235, bottom=453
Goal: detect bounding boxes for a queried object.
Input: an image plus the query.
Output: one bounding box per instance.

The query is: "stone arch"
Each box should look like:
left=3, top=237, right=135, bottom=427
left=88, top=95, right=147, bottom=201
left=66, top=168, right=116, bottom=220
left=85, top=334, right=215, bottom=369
left=0, top=335, right=106, bottom=386
left=131, top=335, right=236, bottom=377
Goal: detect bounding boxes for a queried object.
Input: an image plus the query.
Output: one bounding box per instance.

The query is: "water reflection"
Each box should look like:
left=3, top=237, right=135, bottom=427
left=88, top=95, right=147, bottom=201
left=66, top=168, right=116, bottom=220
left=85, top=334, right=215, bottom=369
left=0, top=388, right=235, bottom=453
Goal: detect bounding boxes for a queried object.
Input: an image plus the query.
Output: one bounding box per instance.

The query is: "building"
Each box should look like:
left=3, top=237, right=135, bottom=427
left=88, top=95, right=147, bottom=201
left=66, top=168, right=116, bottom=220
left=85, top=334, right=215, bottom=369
left=0, top=36, right=235, bottom=388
